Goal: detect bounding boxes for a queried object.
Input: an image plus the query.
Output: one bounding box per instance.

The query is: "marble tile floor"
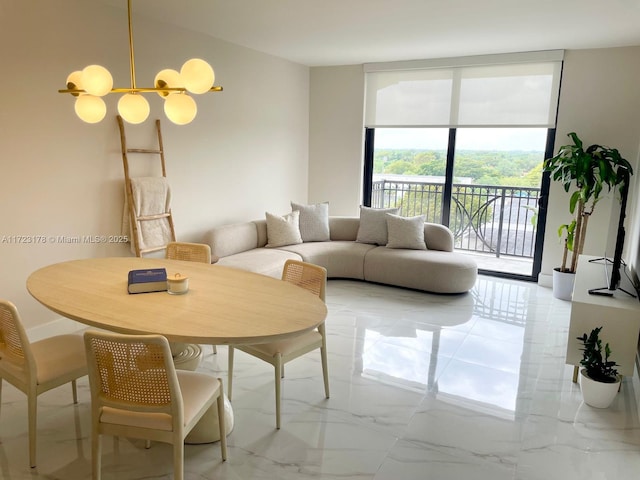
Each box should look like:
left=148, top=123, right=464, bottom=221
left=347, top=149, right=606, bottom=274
left=1, top=276, right=640, bottom=479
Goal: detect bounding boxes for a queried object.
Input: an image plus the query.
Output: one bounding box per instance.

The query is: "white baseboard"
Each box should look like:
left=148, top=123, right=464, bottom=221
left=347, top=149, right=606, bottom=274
left=538, top=272, right=553, bottom=288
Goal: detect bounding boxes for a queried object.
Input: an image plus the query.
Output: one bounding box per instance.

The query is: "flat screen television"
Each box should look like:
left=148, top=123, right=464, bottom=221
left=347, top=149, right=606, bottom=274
left=588, top=165, right=636, bottom=297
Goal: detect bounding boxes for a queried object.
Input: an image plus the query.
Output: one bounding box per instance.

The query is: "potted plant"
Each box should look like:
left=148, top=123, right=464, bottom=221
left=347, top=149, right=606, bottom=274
left=552, top=220, right=576, bottom=300
left=576, top=326, right=621, bottom=408
left=543, top=132, right=633, bottom=299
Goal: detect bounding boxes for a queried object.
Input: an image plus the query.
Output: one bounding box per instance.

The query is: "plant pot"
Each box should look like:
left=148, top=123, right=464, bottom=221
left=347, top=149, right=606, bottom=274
left=552, top=268, right=575, bottom=300
left=579, top=368, right=621, bottom=408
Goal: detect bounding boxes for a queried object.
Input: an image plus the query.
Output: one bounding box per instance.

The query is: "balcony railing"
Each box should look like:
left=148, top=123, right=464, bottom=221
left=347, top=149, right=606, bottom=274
left=372, top=179, right=541, bottom=259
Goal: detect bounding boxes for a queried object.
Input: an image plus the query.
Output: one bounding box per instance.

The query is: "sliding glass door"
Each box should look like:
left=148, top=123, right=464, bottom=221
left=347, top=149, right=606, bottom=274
left=364, top=127, right=554, bottom=280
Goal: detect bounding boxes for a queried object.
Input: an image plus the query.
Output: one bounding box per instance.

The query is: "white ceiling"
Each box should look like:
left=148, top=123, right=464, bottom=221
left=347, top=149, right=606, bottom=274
left=101, top=0, right=640, bottom=66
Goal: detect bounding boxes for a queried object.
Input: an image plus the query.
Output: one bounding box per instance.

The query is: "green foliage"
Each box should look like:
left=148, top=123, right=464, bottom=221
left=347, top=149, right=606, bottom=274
left=396, top=189, right=443, bottom=222
left=523, top=205, right=538, bottom=227
left=577, top=327, right=619, bottom=383
left=386, top=160, right=419, bottom=175
left=543, top=132, right=634, bottom=273
left=374, top=149, right=544, bottom=187
left=557, top=220, right=576, bottom=252
left=544, top=132, right=633, bottom=205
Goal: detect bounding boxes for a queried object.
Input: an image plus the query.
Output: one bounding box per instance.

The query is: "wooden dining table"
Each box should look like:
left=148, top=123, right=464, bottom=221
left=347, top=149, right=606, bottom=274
left=27, top=256, right=328, bottom=443
left=26, top=257, right=327, bottom=346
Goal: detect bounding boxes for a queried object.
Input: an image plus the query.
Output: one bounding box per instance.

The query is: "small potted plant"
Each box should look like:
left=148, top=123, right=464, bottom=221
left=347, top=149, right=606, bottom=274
left=576, top=326, right=621, bottom=408
left=543, top=132, right=633, bottom=299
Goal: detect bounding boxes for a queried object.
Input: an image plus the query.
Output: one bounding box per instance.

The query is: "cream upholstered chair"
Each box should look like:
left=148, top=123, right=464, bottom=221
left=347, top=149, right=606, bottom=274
left=228, top=259, right=329, bottom=429
left=165, top=241, right=217, bottom=355
left=84, top=330, right=227, bottom=480
left=0, top=300, right=87, bottom=468
left=165, top=241, right=212, bottom=264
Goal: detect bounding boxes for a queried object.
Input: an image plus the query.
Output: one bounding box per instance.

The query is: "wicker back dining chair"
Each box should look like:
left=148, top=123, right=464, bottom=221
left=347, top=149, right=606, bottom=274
left=165, top=241, right=212, bottom=264
left=166, top=241, right=217, bottom=355
left=0, top=299, right=87, bottom=468
left=84, top=330, right=227, bottom=480
left=227, top=259, right=329, bottom=429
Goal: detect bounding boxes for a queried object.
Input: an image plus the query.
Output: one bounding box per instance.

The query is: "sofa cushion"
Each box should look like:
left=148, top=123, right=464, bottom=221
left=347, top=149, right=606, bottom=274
left=277, top=241, right=377, bottom=279
left=386, top=214, right=427, bottom=250
left=356, top=206, right=400, bottom=245
left=329, top=217, right=360, bottom=241
left=265, top=211, right=303, bottom=248
left=291, top=201, right=330, bottom=242
left=363, top=247, right=477, bottom=294
left=216, top=248, right=301, bottom=279
left=207, top=221, right=259, bottom=258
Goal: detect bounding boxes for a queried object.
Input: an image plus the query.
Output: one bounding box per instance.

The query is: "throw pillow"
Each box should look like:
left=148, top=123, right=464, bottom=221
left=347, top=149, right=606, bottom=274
left=265, top=211, right=303, bottom=248
left=356, top=206, right=400, bottom=245
left=385, top=214, right=427, bottom=250
left=291, top=201, right=330, bottom=242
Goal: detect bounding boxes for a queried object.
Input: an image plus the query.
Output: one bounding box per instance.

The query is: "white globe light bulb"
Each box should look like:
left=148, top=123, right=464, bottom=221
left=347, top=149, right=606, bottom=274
left=66, top=70, right=83, bottom=93
left=74, top=94, right=107, bottom=123
left=154, top=69, right=183, bottom=97
left=81, top=65, right=113, bottom=97
left=118, top=93, right=150, bottom=124
left=164, top=94, right=197, bottom=125
left=180, top=58, right=214, bottom=94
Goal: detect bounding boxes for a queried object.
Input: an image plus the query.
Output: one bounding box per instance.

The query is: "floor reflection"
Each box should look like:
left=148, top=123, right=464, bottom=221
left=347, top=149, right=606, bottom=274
left=355, top=276, right=542, bottom=415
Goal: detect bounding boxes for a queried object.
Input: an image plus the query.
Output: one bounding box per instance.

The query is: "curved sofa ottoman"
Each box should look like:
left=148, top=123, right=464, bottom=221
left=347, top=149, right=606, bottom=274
left=205, top=216, right=477, bottom=294
left=363, top=247, right=478, bottom=294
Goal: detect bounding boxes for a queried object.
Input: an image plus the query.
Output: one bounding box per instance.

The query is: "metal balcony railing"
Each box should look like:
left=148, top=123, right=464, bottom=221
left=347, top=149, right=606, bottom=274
left=372, top=179, right=541, bottom=259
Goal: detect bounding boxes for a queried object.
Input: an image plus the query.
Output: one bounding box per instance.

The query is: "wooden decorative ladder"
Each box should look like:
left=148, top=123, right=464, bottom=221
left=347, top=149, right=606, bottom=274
left=117, top=115, right=176, bottom=257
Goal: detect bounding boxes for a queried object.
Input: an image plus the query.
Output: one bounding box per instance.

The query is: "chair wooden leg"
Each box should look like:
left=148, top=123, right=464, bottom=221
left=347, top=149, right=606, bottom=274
left=321, top=346, right=330, bottom=399
left=274, top=353, right=282, bottom=429
left=319, top=324, right=330, bottom=398
left=71, top=379, right=78, bottom=404
left=28, top=391, right=37, bottom=468
left=216, top=381, right=227, bottom=461
left=227, top=346, right=234, bottom=401
left=173, top=434, right=184, bottom=480
left=92, top=431, right=102, bottom=480
left=212, top=345, right=217, bottom=355
left=0, top=379, right=3, bottom=418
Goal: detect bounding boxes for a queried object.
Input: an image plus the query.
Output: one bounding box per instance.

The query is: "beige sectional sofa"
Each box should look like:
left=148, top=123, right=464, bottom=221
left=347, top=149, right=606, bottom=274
left=205, top=216, right=477, bottom=294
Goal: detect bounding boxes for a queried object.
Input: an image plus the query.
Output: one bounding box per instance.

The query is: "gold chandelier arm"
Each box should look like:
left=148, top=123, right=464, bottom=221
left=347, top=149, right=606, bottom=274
left=58, top=86, right=224, bottom=94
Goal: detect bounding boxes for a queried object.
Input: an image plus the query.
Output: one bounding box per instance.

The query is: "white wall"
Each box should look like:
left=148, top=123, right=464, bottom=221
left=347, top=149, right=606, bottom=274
left=0, top=0, right=309, bottom=328
left=308, top=47, right=640, bottom=286
left=309, top=65, right=365, bottom=215
left=539, top=47, right=640, bottom=285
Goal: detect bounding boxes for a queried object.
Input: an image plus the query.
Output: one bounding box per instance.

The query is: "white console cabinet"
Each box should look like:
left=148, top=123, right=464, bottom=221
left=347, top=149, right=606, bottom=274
left=566, top=255, right=640, bottom=381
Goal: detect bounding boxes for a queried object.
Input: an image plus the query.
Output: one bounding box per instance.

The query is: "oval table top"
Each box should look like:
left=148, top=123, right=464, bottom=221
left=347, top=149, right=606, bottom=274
left=27, top=257, right=327, bottom=345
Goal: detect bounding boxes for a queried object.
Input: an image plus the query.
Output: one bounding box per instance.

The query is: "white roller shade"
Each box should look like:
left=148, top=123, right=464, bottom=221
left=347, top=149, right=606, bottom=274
left=364, top=51, right=563, bottom=128
left=365, top=69, right=454, bottom=127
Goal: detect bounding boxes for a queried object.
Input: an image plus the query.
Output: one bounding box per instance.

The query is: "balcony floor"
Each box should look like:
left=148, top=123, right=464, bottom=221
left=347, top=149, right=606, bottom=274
left=460, top=250, right=534, bottom=277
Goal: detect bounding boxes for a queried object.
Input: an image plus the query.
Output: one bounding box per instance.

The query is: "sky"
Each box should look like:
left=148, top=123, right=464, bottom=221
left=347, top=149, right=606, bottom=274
left=374, top=128, right=548, bottom=151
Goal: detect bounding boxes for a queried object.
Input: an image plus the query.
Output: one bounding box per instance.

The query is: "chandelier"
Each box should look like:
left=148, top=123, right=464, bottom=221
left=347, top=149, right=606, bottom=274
left=58, top=0, right=222, bottom=125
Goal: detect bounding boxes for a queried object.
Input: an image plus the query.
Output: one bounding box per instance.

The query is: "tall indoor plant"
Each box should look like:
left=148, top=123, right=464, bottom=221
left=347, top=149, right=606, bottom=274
left=543, top=132, right=633, bottom=297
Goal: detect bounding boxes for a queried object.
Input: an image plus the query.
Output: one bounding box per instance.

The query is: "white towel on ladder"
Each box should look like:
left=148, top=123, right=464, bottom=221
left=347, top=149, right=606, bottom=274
left=122, top=177, right=173, bottom=254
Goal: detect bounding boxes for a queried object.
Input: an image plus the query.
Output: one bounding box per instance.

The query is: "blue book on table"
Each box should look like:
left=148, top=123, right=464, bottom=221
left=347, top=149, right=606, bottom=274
left=127, top=268, right=168, bottom=294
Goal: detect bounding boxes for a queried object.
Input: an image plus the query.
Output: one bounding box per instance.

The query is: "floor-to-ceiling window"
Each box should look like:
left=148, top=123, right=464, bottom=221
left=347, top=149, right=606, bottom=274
left=362, top=51, right=563, bottom=281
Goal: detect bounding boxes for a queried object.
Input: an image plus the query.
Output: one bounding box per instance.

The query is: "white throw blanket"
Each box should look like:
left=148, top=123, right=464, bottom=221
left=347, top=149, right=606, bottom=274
left=122, top=177, right=173, bottom=254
